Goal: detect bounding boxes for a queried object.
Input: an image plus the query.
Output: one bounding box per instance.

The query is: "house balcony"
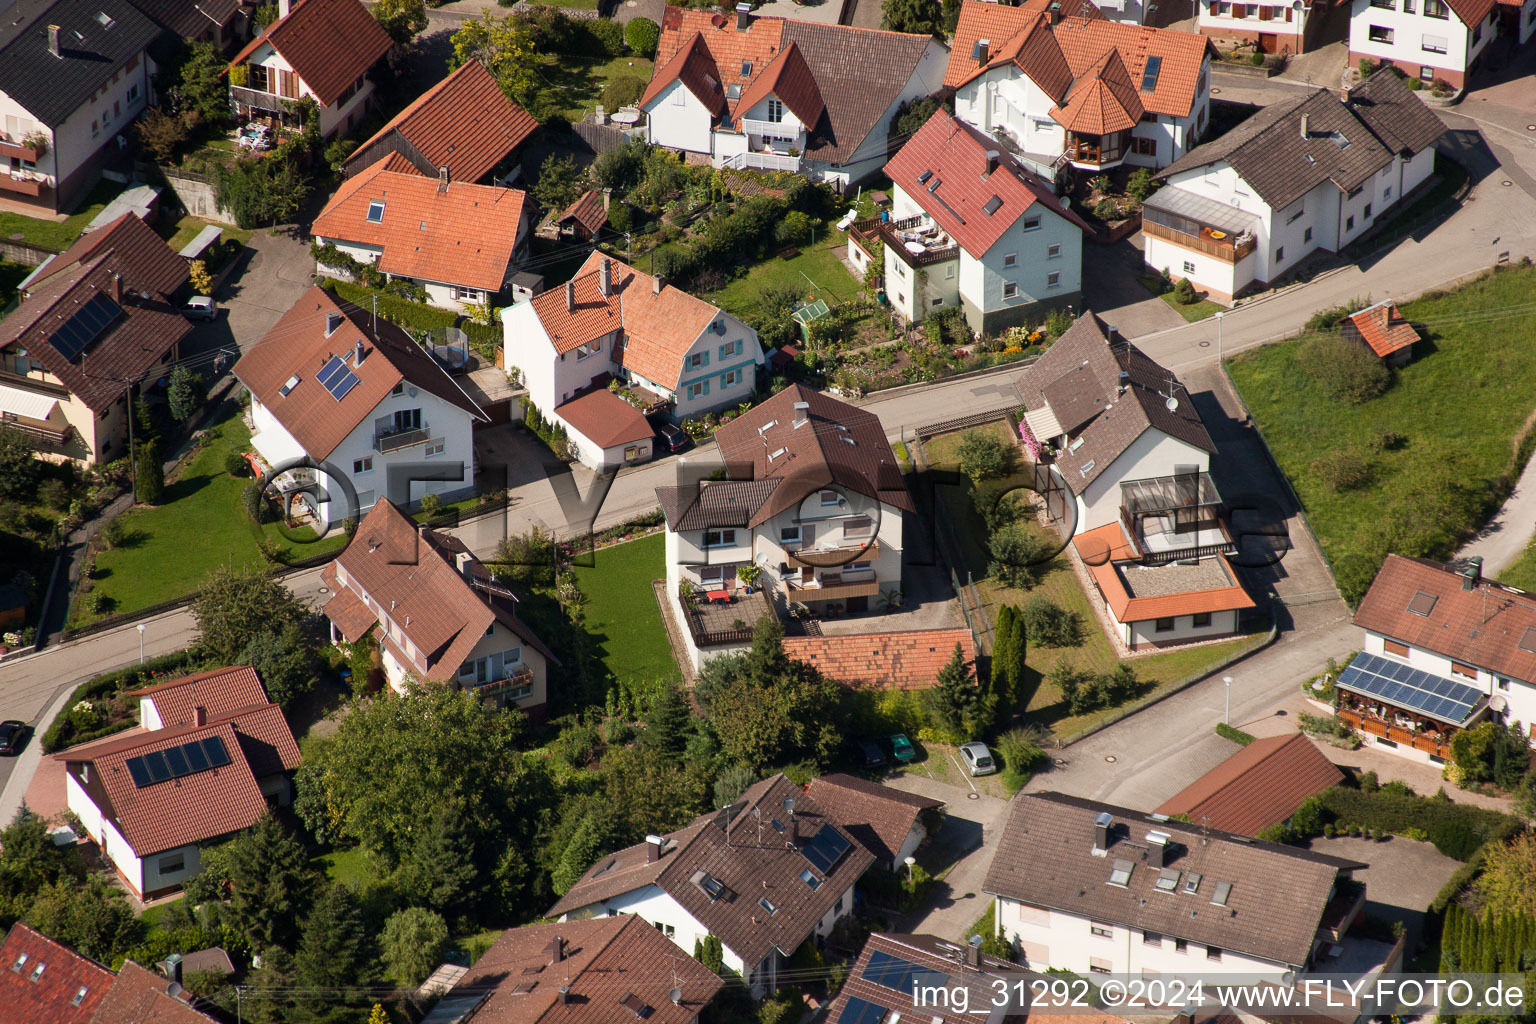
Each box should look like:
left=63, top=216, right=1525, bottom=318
left=0, top=170, right=47, bottom=199
left=467, top=662, right=535, bottom=700
left=1118, top=472, right=1237, bottom=563
left=787, top=541, right=879, bottom=568
left=1337, top=708, right=1456, bottom=760
left=722, top=150, right=802, bottom=173
left=1316, top=880, right=1367, bottom=944
left=740, top=118, right=802, bottom=144
left=375, top=423, right=431, bottom=453
left=1, top=419, right=74, bottom=453
left=1142, top=191, right=1261, bottom=264
left=785, top=570, right=880, bottom=602
left=1066, top=130, right=1128, bottom=170
left=0, top=137, right=43, bottom=163
left=857, top=214, right=960, bottom=270
left=681, top=582, right=776, bottom=647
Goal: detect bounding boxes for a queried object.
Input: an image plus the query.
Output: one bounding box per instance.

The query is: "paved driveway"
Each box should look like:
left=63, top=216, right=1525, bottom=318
left=1315, top=834, right=1461, bottom=948
left=1083, top=237, right=1189, bottom=336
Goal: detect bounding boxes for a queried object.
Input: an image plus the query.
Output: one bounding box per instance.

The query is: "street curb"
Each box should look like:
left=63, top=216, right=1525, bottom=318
left=0, top=685, right=77, bottom=826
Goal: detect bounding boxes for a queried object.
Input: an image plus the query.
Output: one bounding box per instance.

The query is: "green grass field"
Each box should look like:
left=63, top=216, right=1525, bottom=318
left=1499, top=539, right=1536, bottom=593
left=924, top=426, right=1265, bottom=740
left=535, top=54, right=654, bottom=121
left=703, top=232, right=860, bottom=321
left=1228, top=264, right=1536, bottom=603
left=70, top=409, right=346, bottom=625
left=0, top=180, right=117, bottom=250
left=1138, top=274, right=1224, bottom=322
left=571, top=533, right=680, bottom=685
left=162, top=216, right=253, bottom=253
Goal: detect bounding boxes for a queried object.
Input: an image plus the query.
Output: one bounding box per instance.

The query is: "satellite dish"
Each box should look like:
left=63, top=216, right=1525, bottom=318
left=1165, top=396, right=1179, bottom=412
left=669, top=988, right=684, bottom=1005
left=166, top=982, right=183, bottom=998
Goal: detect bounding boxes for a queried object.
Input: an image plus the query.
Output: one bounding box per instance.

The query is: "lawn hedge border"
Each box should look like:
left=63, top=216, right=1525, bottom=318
left=42, top=649, right=204, bottom=752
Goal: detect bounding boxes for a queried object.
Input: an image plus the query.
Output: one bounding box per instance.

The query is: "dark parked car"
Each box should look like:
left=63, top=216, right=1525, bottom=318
left=0, top=720, right=24, bottom=756
left=855, top=738, right=887, bottom=769
left=655, top=421, right=692, bottom=454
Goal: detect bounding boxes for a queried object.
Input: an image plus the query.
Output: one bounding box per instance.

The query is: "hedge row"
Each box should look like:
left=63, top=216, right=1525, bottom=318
left=42, top=649, right=204, bottom=752
left=1318, top=786, right=1519, bottom=861
left=321, top=278, right=457, bottom=334
left=1215, top=722, right=1255, bottom=746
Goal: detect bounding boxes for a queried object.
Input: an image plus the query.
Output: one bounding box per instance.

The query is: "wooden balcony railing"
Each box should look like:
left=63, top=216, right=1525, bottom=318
left=0, top=138, right=42, bottom=162
left=1143, top=220, right=1257, bottom=264
left=0, top=173, right=46, bottom=199
left=854, top=216, right=961, bottom=270
left=1337, top=709, right=1454, bottom=758
left=1, top=419, right=73, bottom=452
left=786, top=572, right=880, bottom=601
left=788, top=541, right=879, bottom=568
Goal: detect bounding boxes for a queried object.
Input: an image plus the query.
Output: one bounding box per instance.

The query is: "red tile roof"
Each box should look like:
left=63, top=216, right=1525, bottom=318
left=555, top=389, right=654, bottom=450
left=233, top=285, right=486, bottom=459
left=1353, top=555, right=1536, bottom=684
left=523, top=252, right=722, bottom=390
left=782, top=629, right=976, bottom=690
left=449, top=916, right=724, bottom=1024
left=28, top=213, right=189, bottom=299
left=945, top=0, right=1104, bottom=87
left=1346, top=300, right=1419, bottom=359
left=87, top=960, right=220, bottom=1024
left=320, top=564, right=377, bottom=642
left=228, top=0, right=393, bottom=107
left=0, top=924, right=114, bottom=1024
left=640, top=32, right=730, bottom=120
left=312, top=156, right=528, bottom=292
left=1444, top=0, right=1497, bottom=26
left=345, top=60, right=538, bottom=183
left=1156, top=733, right=1344, bottom=836
left=733, top=41, right=824, bottom=132
left=129, top=665, right=270, bottom=726
left=885, top=110, right=1089, bottom=257
left=1076, top=528, right=1255, bottom=622
left=558, top=190, right=608, bottom=236
left=950, top=3, right=1212, bottom=119
left=1050, top=48, right=1144, bottom=135
left=802, top=774, right=942, bottom=865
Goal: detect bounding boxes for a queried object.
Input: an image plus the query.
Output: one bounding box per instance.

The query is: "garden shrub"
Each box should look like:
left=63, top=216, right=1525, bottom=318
left=224, top=451, right=248, bottom=477
left=1215, top=722, right=1255, bottom=745
left=1250, top=50, right=1265, bottom=66
left=956, top=429, right=1015, bottom=483
left=42, top=650, right=203, bottom=752
left=1319, top=785, right=1518, bottom=860
left=600, top=75, right=646, bottom=111
left=1172, top=277, right=1198, bottom=304
left=988, top=523, right=1050, bottom=589
left=1311, top=448, right=1371, bottom=492
left=1297, top=333, right=1392, bottom=404
left=1020, top=596, right=1083, bottom=648
left=625, top=16, right=660, bottom=57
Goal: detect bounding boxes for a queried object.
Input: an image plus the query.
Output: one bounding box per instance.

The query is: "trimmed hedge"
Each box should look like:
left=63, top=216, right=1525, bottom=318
left=1319, top=786, right=1519, bottom=861
left=42, top=650, right=204, bottom=752
left=1215, top=722, right=1255, bottom=746
left=321, top=278, right=456, bottom=333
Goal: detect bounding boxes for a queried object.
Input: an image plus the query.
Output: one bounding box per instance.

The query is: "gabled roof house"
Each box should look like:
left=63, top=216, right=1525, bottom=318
left=802, top=773, right=944, bottom=872
left=1145, top=73, right=1444, bottom=302
left=233, top=285, right=488, bottom=527
left=312, top=155, right=533, bottom=313
left=501, top=252, right=763, bottom=469
left=227, top=0, right=392, bottom=138
left=639, top=5, right=948, bottom=184
left=947, top=0, right=1215, bottom=175
left=848, top=109, right=1088, bottom=334
left=1156, top=733, right=1345, bottom=835
left=1342, top=299, right=1419, bottom=366
left=0, top=0, right=159, bottom=213
left=0, top=212, right=191, bottom=464
left=57, top=665, right=301, bottom=899
left=423, top=916, right=724, bottom=1024
left=344, top=60, right=539, bottom=184
left=322, top=497, right=557, bottom=716
left=548, top=774, right=874, bottom=997
left=1347, top=0, right=1514, bottom=89
left=985, top=792, right=1369, bottom=978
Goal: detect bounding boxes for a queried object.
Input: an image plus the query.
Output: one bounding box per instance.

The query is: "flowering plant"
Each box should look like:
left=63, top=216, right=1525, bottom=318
left=1017, top=418, right=1045, bottom=462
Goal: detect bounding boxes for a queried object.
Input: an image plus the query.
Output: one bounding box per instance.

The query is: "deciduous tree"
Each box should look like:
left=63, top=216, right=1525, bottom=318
left=373, top=0, right=426, bottom=45
left=381, top=907, right=448, bottom=988
left=25, top=874, right=139, bottom=963
left=192, top=562, right=308, bottom=664
left=882, top=0, right=944, bottom=37
left=449, top=17, right=537, bottom=105
left=0, top=427, right=39, bottom=499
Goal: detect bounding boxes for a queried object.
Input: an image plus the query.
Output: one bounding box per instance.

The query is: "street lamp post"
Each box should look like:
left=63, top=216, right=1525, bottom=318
left=904, top=855, right=916, bottom=884
left=1215, top=311, right=1225, bottom=365
left=137, top=623, right=146, bottom=665
left=1224, top=675, right=1233, bottom=725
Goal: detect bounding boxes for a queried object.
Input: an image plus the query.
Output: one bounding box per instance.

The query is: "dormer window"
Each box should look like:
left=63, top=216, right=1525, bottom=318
left=366, top=200, right=386, bottom=223
left=72, top=986, right=89, bottom=1006
left=741, top=60, right=753, bottom=76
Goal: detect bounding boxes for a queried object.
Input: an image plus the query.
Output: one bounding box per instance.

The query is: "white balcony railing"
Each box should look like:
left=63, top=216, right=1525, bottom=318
left=723, top=151, right=802, bottom=173
left=740, top=118, right=801, bottom=142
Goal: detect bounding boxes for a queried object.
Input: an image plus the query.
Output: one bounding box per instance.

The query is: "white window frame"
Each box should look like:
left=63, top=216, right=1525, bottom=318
left=703, top=529, right=737, bottom=548
left=1046, top=271, right=1061, bottom=289
left=1022, top=215, right=1041, bottom=232
left=425, top=438, right=446, bottom=457
left=1047, top=243, right=1062, bottom=258
left=1003, top=281, right=1019, bottom=298
left=353, top=456, right=373, bottom=474
left=1003, top=253, right=1018, bottom=267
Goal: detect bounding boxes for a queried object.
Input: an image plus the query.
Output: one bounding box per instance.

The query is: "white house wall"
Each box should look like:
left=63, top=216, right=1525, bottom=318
left=66, top=772, right=205, bottom=898
left=1360, top=630, right=1536, bottom=737
left=1347, top=0, right=1492, bottom=82
left=1123, top=606, right=1241, bottom=647
left=559, top=885, right=743, bottom=975
left=645, top=80, right=716, bottom=155
left=1072, top=430, right=1212, bottom=532
left=244, top=42, right=374, bottom=137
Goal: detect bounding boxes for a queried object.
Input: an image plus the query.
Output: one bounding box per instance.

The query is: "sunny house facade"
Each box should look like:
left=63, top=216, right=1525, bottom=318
left=1196, top=0, right=1328, bottom=55
left=1347, top=0, right=1499, bottom=88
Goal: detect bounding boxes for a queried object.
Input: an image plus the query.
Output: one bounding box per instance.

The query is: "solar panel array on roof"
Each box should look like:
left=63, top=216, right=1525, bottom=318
left=841, top=996, right=890, bottom=1024
left=1336, top=651, right=1485, bottom=725
left=51, top=294, right=123, bottom=361
left=800, top=823, right=852, bottom=873
left=1140, top=55, right=1162, bottom=93
left=318, top=354, right=361, bottom=401
left=863, top=950, right=929, bottom=992
left=124, top=735, right=233, bottom=789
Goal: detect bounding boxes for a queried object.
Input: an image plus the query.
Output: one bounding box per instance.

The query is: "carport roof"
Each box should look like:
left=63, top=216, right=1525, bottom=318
left=1142, top=185, right=1261, bottom=236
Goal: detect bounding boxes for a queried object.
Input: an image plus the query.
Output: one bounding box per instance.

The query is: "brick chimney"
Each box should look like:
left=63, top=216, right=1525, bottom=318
left=566, top=279, right=575, bottom=312
left=193, top=706, right=206, bottom=726
left=47, top=25, right=61, bottom=58
left=110, top=273, right=122, bottom=303
left=653, top=273, right=665, bottom=296
left=438, top=166, right=449, bottom=193
left=599, top=258, right=613, bottom=298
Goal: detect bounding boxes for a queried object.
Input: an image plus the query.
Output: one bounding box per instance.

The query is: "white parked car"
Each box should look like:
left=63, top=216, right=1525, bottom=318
left=959, top=741, right=997, bottom=776
left=181, top=296, right=217, bottom=321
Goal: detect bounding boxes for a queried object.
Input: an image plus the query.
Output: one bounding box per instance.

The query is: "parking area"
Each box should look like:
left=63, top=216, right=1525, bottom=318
left=1312, top=834, right=1461, bottom=948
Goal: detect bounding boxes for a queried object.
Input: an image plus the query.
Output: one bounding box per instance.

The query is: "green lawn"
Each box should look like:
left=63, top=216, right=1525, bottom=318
left=570, top=533, right=680, bottom=685
left=1499, top=538, right=1536, bottom=593
left=0, top=180, right=118, bottom=250
left=1139, top=274, right=1224, bottom=322
left=1228, top=264, right=1536, bottom=604
left=315, top=846, right=379, bottom=889
left=70, top=409, right=347, bottom=625
left=924, top=426, right=1266, bottom=741
left=535, top=54, right=654, bottom=122
left=704, top=232, right=860, bottom=321
left=0, top=261, right=28, bottom=310
left=162, top=215, right=253, bottom=253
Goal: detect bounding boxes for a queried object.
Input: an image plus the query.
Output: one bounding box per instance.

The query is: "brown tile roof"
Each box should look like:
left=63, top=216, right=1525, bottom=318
left=885, top=111, right=1089, bottom=258
left=1156, top=733, right=1344, bottom=836
left=227, top=0, right=392, bottom=107
left=320, top=564, right=377, bottom=642
left=944, top=0, right=1103, bottom=87
left=555, top=389, right=654, bottom=450
left=1079, top=539, right=1255, bottom=622
left=783, top=629, right=977, bottom=690
left=802, top=774, right=942, bottom=865
left=710, top=384, right=915, bottom=528
left=0, top=923, right=114, bottom=1024
left=1050, top=49, right=1144, bottom=135
left=88, top=960, right=221, bottom=1024
left=1346, top=300, right=1419, bottom=359
left=826, top=932, right=1136, bottom=1024
left=1353, top=555, right=1536, bottom=684
left=128, top=665, right=270, bottom=726
left=1159, top=86, right=1401, bottom=211
left=1018, top=313, right=1216, bottom=489
left=0, top=256, right=191, bottom=414
left=312, top=157, right=528, bottom=292
left=1443, top=0, right=1498, bottom=25
left=733, top=41, right=824, bottom=132
left=123, top=0, right=240, bottom=39
left=58, top=721, right=272, bottom=857
left=646, top=7, right=936, bottom=165
left=448, top=916, right=724, bottom=1024
left=655, top=479, right=782, bottom=531
left=1346, top=70, right=1446, bottom=155
left=27, top=213, right=189, bottom=299
left=345, top=60, right=538, bottom=183
left=984, top=792, right=1366, bottom=969
left=558, top=190, right=608, bottom=235
left=233, top=285, right=487, bottom=459
left=523, top=252, right=722, bottom=390
left=550, top=775, right=875, bottom=966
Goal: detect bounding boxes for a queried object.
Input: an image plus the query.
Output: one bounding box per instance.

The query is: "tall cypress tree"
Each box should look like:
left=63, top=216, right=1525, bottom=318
left=991, top=606, right=1018, bottom=708
left=641, top=681, right=693, bottom=762
left=226, top=813, right=312, bottom=952
left=293, top=882, right=372, bottom=1023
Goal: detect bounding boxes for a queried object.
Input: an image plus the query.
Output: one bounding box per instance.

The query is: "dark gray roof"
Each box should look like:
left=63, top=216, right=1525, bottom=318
left=0, top=0, right=161, bottom=128
left=123, top=0, right=240, bottom=40
left=1346, top=71, right=1446, bottom=156
left=984, top=792, right=1366, bottom=970
left=1158, top=87, right=1394, bottom=211
left=1018, top=313, right=1215, bottom=490
left=656, top=479, right=782, bottom=531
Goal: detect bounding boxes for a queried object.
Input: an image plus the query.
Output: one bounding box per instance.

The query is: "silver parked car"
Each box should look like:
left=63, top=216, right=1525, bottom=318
left=959, top=741, right=997, bottom=776
left=181, top=296, right=217, bottom=321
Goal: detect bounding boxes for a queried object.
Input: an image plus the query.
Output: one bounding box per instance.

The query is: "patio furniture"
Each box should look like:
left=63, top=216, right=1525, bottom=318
left=705, top=588, right=734, bottom=605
